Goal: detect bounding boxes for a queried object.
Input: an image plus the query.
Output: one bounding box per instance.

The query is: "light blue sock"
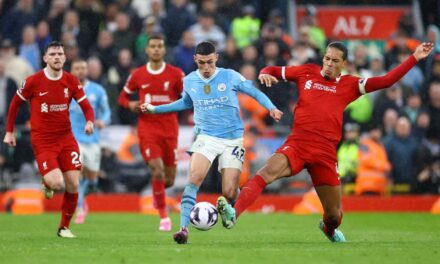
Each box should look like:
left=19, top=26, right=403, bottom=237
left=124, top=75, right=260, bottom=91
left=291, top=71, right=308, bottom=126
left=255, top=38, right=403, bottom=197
left=88, top=178, right=98, bottom=193
left=180, top=183, right=199, bottom=228
left=77, top=179, right=89, bottom=209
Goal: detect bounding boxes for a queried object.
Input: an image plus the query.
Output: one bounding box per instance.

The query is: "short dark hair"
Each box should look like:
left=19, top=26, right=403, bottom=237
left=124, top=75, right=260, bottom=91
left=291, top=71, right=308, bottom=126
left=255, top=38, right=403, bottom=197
left=195, top=41, right=216, bottom=55
left=147, top=34, right=165, bottom=45
left=327, top=41, right=348, bottom=60
left=44, top=41, right=65, bottom=54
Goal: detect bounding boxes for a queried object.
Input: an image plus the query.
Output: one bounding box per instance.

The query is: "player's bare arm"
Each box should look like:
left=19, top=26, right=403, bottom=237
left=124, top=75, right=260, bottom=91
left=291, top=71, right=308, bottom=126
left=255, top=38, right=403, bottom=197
left=258, top=74, right=279, bottom=87
left=128, top=101, right=141, bottom=113
left=95, top=120, right=105, bottom=129
left=3, top=132, right=16, bottom=147
left=270, top=108, right=283, bottom=122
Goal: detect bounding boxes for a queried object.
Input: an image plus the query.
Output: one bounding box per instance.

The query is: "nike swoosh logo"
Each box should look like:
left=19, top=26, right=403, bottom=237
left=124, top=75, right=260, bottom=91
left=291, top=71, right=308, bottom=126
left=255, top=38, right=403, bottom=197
left=39, top=92, right=48, bottom=96
left=141, top=84, right=150, bottom=89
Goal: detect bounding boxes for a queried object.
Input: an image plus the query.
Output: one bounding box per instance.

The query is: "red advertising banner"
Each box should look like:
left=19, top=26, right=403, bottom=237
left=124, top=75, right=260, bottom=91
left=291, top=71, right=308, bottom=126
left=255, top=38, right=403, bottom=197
left=297, top=6, right=411, bottom=40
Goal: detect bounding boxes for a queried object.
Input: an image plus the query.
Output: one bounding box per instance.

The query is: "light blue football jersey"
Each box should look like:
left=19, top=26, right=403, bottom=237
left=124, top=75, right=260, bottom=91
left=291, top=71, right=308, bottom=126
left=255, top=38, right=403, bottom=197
left=155, top=68, right=275, bottom=139
left=70, top=80, right=111, bottom=144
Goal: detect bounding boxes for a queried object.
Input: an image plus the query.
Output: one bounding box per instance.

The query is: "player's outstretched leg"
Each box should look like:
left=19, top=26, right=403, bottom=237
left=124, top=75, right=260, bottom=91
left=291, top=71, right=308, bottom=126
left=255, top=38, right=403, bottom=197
left=319, top=220, right=346, bottom=242
left=173, top=183, right=198, bottom=244
left=216, top=196, right=236, bottom=229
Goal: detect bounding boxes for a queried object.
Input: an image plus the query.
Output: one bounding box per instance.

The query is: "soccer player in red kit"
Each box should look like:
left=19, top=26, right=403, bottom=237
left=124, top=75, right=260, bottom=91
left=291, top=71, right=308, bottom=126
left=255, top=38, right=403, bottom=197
left=118, top=35, right=184, bottom=231
left=3, top=41, right=95, bottom=238
left=217, top=42, right=434, bottom=242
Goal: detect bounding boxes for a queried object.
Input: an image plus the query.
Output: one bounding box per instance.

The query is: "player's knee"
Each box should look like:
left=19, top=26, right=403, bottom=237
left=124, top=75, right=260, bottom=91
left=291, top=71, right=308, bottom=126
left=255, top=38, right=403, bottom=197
left=151, top=167, right=165, bottom=180
left=48, top=179, right=65, bottom=191
left=165, top=178, right=175, bottom=188
left=257, top=168, right=278, bottom=184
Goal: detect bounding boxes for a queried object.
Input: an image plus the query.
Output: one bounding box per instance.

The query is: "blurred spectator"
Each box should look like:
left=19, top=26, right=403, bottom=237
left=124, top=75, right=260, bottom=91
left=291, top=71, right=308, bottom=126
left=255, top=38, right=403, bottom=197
left=384, top=116, right=417, bottom=186
left=172, top=30, right=196, bottom=75
left=146, top=0, right=166, bottom=30
left=218, top=37, right=242, bottom=71
left=73, top=0, right=104, bottom=55
left=97, top=147, right=120, bottom=193
left=385, top=29, right=420, bottom=69
left=63, top=40, right=81, bottom=72
left=19, top=25, right=41, bottom=71
left=135, top=16, right=160, bottom=62
left=189, top=11, right=226, bottom=52
left=241, top=45, right=258, bottom=65
left=395, top=48, right=424, bottom=95
left=300, top=4, right=326, bottom=55
left=382, top=108, right=399, bottom=138
left=425, top=25, right=440, bottom=80
left=87, top=56, right=105, bottom=85
left=47, top=0, right=68, bottom=41
left=412, top=130, right=440, bottom=194
left=0, top=39, right=34, bottom=87
left=231, top=5, right=260, bottom=49
left=256, top=41, right=286, bottom=71
left=337, top=123, right=360, bottom=184
left=254, top=23, right=290, bottom=60
left=101, top=2, right=119, bottom=33
left=0, top=0, right=41, bottom=45
left=88, top=30, right=117, bottom=72
left=412, top=111, right=431, bottom=143
left=118, top=0, right=143, bottom=34
left=373, top=84, right=402, bottom=126
left=163, top=0, right=195, bottom=47
left=35, top=20, right=53, bottom=54
left=427, top=81, right=440, bottom=141
left=217, top=0, right=241, bottom=34
left=107, top=49, right=136, bottom=125
left=112, top=12, right=137, bottom=54
left=403, top=93, right=422, bottom=125
left=355, top=123, right=391, bottom=195
left=352, top=43, right=370, bottom=73
left=0, top=57, right=29, bottom=126
left=289, top=41, right=318, bottom=66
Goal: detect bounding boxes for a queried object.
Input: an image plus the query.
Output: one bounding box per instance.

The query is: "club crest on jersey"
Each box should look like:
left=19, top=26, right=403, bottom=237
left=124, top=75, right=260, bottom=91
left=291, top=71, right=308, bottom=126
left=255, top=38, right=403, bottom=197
left=204, top=84, right=211, bottom=94
left=164, top=81, right=169, bottom=91
left=218, top=83, right=226, bottom=92
left=41, top=102, right=48, bottom=113
left=64, top=88, right=69, bottom=98
left=305, top=80, right=313, bottom=90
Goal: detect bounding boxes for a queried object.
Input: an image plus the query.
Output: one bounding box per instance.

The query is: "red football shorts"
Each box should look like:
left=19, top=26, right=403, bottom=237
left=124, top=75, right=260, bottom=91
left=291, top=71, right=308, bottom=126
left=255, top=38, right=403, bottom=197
left=275, top=138, right=340, bottom=186
left=139, top=135, right=177, bottom=167
left=32, top=133, right=82, bottom=176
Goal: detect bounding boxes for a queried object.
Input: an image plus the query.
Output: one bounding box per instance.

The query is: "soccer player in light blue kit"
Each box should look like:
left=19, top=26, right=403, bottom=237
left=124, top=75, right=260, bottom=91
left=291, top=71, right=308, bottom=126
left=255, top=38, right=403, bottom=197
left=141, top=42, right=283, bottom=244
left=69, top=58, right=111, bottom=224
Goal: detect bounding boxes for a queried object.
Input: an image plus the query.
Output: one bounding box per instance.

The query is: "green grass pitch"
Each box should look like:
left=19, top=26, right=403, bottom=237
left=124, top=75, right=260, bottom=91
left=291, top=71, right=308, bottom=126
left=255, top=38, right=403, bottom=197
left=0, top=213, right=439, bottom=264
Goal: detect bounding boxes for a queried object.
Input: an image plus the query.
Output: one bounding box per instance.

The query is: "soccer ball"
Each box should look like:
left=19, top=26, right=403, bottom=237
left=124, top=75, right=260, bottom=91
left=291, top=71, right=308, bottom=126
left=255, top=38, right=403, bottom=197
left=190, top=202, right=218, bottom=231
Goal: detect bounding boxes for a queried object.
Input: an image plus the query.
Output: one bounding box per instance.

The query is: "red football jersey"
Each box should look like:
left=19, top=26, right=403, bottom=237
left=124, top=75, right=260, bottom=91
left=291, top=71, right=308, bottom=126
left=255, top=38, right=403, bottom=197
left=17, top=69, right=86, bottom=138
left=123, top=63, right=184, bottom=136
left=281, top=64, right=362, bottom=145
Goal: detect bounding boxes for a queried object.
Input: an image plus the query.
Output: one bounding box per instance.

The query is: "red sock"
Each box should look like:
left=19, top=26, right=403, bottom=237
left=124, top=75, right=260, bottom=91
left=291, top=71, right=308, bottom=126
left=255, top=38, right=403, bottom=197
left=59, top=192, right=78, bottom=228
left=323, top=211, right=343, bottom=236
left=234, top=175, right=267, bottom=218
left=152, top=179, right=167, bottom=219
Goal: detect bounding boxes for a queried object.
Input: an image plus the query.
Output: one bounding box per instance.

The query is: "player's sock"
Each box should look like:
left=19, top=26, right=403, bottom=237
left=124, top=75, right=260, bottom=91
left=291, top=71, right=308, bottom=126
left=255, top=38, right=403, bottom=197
left=77, top=179, right=89, bottom=209
left=323, top=211, right=343, bottom=237
left=59, top=192, right=78, bottom=228
left=152, top=178, right=167, bottom=219
left=234, top=175, right=267, bottom=218
left=180, top=183, right=198, bottom=228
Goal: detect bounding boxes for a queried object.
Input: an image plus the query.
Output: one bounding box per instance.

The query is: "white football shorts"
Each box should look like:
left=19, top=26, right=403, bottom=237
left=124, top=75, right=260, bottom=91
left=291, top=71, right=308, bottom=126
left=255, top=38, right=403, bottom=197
left=189, top=134, right=245, bottom=172
left=78, top=143, right=102, bottom=172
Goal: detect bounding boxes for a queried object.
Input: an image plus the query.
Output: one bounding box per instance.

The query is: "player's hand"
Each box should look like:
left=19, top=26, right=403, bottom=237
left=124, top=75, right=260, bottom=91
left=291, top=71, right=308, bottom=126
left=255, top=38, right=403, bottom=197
left=140, top=103, right=155, bottom=114
left=413, top=42, right=434, bottom=61
left=3, top=132, right=16, bottom=147
left=95, top=120, right=105, bottom=129
left=259, top=74, right=279, bottom=87
left=270, top=108, right=283, bottom=122
left=85, top=120, right=94, bottom=135
left=128, top=101, right=140, bottom=113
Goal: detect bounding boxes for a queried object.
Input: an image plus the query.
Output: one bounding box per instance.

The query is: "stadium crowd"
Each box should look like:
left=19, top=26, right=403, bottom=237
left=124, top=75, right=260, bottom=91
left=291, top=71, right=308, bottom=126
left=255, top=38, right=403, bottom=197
left=0, top=0, right=439, bottom=195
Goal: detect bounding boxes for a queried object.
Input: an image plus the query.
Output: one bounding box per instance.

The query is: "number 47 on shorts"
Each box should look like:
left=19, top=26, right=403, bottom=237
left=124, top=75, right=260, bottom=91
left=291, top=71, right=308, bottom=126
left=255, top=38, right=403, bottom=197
left=231, top=146, right=245, bottom=162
